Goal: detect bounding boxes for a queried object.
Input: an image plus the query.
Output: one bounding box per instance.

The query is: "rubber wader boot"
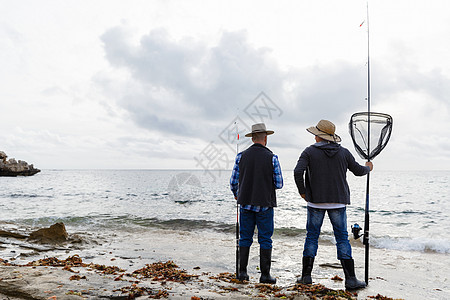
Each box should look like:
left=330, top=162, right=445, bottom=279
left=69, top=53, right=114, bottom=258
left=259, top=248, right=276, bottom=284
left=297, top=256, right=314, bottom=284
left=340, top=259, right=367, bottom=289
left=238, top=246, right=250, bottom=281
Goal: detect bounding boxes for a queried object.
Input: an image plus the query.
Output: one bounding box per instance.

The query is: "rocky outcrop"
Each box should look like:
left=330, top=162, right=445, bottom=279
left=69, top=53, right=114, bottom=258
left=0, top=151, right=40, bottom=176
left=28, top=222, right=69, bottom=244
left=0, top=223, right=69, bottom=244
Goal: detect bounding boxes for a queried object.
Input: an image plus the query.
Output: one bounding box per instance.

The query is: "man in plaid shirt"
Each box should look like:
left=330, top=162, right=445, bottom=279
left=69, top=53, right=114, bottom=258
left=230, top=123, right=283, bottom=284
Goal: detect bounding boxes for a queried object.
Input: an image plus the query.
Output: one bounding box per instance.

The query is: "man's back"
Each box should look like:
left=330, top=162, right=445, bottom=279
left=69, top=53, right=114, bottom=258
left=294, top=141, right=369, bottom=205
left=229, top=122, right=281, bottom=284
left=238, top=143, right=276, bottom=207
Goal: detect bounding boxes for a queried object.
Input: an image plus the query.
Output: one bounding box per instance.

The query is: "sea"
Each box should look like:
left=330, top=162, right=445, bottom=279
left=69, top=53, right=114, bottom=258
left=0, top=169, right=449, bottom=299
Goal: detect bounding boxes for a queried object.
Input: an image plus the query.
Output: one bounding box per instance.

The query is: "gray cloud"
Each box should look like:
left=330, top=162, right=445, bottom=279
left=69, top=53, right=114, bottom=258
left=285, top=62, right=367, bottom=124
left=100, top=27, right=287, bottom=139
left=99, top=26, right=450, bottom=157
left=374, top=63, right=450, bottom=109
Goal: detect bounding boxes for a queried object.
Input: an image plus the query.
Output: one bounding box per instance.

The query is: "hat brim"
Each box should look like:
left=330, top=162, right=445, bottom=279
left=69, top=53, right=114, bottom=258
left=245, top=130, right=274, bottom=137
left=307, top=127, right=341, bottom=142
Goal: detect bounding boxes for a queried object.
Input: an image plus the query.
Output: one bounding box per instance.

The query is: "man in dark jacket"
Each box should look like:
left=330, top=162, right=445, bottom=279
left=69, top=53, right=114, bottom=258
left=230, top=123, right=283, bottom=284
left=293, top=119, right=372, bottom=290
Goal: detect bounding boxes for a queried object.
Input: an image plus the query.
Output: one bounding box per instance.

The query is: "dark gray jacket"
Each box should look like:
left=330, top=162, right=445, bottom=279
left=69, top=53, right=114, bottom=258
left=293, top=141, right=370, bottom=204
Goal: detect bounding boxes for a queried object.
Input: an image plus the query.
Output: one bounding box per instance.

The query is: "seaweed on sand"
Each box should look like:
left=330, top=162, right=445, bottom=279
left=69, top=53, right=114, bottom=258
left=25, top=255, right=84, bottom=267
left=113, top=284, right=169, bottom=299
left=25, top=254, right=125, bottom=275
left=208, top=272, right=241, bottom=283
left=288, top=283, right=357, bottom=299
left=129, top=260, right=199, bottom=283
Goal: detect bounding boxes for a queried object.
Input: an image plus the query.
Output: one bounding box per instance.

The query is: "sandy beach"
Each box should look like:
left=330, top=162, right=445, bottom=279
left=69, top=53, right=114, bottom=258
left=2, top=224, right=447, bottom=300
left=0, top=256, right=387, bottom=300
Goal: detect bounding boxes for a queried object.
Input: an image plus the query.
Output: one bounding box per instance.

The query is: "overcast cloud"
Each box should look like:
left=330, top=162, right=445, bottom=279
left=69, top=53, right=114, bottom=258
left=99, top=28, right=286, bottom=137
left=0, top=0, right=449, bottom=170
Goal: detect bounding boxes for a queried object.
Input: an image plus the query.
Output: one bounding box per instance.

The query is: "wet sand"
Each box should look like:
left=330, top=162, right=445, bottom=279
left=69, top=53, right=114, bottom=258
left=0, top=262, right=337, bottom=299
left=0, top=226, right=448, bottom=299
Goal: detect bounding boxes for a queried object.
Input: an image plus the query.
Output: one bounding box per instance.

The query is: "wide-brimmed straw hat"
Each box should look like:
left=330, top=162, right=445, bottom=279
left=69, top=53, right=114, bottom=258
left=307, top=119, right=341, bottom=143
left=245, top=123, right=274, bottom=137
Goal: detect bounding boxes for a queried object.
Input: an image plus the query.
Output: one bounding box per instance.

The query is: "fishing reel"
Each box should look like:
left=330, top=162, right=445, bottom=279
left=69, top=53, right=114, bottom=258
left=351, top=223, right=363, bottom=239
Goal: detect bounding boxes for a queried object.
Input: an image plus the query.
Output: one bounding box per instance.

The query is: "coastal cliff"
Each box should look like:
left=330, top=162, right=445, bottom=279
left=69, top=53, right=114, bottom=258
left=0, top=151, right=40, bottom=176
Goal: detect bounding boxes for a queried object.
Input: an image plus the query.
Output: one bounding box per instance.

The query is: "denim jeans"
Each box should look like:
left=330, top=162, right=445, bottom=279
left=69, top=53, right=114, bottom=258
left=239, top=207, right=274, bottom=249
left=303, top=206, right=352, bottom=260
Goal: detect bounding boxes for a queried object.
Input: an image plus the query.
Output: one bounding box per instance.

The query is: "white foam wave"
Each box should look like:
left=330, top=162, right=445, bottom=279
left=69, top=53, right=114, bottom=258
left=371, top=236, right=450, bottom=254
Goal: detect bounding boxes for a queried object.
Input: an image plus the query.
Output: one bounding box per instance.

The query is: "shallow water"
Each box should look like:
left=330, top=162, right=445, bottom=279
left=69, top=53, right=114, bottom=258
left=0, top=169, right=449, bottom=299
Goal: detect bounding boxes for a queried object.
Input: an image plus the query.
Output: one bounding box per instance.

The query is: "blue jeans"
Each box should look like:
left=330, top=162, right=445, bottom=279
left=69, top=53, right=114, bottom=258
left=239, top=207, right=274, bottom=249
left=303, top=206, right=352, bottom=260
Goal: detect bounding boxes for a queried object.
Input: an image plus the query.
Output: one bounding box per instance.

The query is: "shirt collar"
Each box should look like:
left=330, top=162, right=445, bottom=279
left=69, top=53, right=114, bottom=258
left=314, top=141, right=329, bottom=146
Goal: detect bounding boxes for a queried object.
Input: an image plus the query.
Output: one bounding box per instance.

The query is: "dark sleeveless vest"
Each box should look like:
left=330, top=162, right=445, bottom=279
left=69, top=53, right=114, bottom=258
left=237, top=143, right=277, bottom=207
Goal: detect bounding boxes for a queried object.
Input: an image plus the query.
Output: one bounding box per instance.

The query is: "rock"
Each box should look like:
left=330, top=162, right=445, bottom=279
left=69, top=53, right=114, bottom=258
left=0, top=230, right=27, bottom=239
left=29, top=223, right=69, bottom=244
left=0, top=151, right=40, bottom=176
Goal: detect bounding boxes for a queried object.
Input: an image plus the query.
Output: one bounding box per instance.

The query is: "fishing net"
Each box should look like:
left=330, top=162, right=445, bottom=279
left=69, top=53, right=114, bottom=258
left=349, top=112, right=393, bottom=161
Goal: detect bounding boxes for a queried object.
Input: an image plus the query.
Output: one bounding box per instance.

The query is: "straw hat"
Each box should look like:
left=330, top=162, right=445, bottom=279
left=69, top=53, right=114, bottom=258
left=245, top=123, right=274, bottom=137
left=307, top=120, right=341, bottom=143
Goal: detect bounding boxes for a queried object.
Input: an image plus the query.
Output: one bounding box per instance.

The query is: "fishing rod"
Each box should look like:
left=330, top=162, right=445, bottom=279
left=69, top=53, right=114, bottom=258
left=235, top=120, right=240, bottom=279
left=350, top=0, right=393, bottom=286
left=364, top=0, right=371, bottom=285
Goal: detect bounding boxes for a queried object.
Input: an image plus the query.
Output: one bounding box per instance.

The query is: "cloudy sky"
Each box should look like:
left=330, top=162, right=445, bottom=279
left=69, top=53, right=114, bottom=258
left=1, top=0, right=449, bottom=170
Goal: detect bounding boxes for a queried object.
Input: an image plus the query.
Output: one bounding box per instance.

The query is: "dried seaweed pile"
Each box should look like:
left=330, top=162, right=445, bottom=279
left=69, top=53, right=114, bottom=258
left=208, top=271, right=241, bottom=283
left=288, top=283, right=357, bottom=299
left=117, top=261, right=200, bottom=299
left=87, top=262, right=124, bottom=275
left=26, top=255, right=79, bottom=267
left=25, top=254, right=125, bottom=275
left=129, top=260, right=199, bottom=283
left=254, top=283, right=285, bottom=298
left=113, top=284, right=169, bottom=299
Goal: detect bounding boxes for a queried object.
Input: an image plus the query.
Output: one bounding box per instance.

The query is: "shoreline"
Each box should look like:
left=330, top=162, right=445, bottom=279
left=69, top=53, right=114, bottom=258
left=0, top=257, right=393, bottom=300
left=0, top=223, right=448, bottom=299
left=0, top=226, right=401, bottom=300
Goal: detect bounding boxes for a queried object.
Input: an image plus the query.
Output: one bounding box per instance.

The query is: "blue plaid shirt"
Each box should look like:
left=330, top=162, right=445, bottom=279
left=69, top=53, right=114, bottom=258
left=230, top=152, right=283, bottom=212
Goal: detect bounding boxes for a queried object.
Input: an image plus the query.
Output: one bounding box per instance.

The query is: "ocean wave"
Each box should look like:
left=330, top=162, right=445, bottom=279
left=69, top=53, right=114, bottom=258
left=15, top=216, right=101, bottom=229
left=10, top=215, right=233, bottom=233
left=156, top=218, right=234, bottom=232
left=274, top=227, right=307, bottom=237
left=127, top=218, right=308, bottom=237
left=371, top=236, right=450, bottom=254
left=12, top=214, right=449, bottom=254
left=9, top=214, right=322, bottom=239
left=97, top=216, right=236, bottom=233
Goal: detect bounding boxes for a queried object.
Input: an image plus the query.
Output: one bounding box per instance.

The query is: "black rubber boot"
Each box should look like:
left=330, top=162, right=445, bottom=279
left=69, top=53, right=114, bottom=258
left=297, top=256, right=314, bottom=284
left=259, top=248, right=276, bottom=284
left=238, top=246, right=250, bottom=281
left=340, top=259, right=367, bottom=289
